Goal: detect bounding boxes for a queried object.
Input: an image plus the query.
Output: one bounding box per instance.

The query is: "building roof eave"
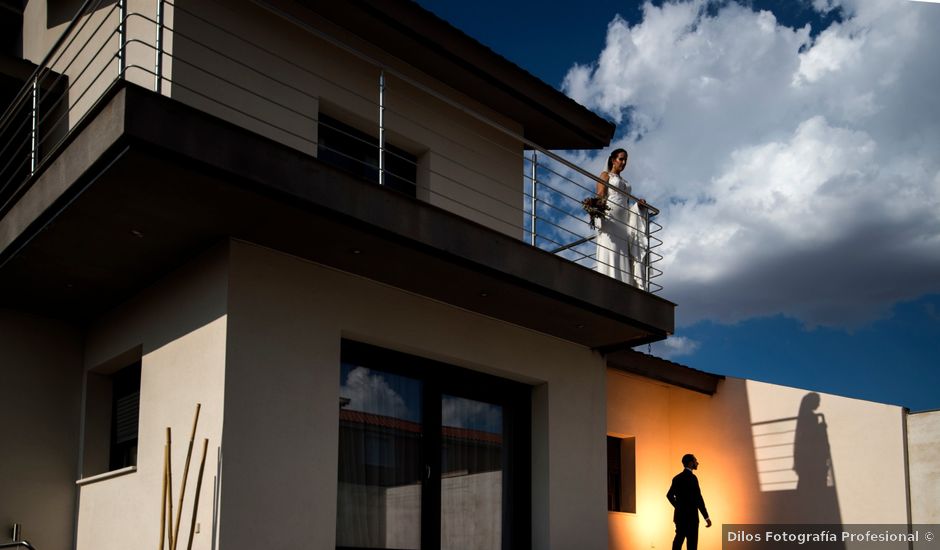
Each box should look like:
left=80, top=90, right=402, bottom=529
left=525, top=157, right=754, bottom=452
left=607, top=350, right=724, bottom=395
left=295, top=0, right=616, bottom=150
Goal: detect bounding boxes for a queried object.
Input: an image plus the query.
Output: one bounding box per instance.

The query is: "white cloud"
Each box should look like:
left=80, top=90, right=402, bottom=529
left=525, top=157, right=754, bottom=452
left=562, top=0, right=940, bottom=329
left=340, top=366, right=411, bottom=418
left=793, top=26, right=864, bottom=86
left=653, top=335, right=701, bottom=358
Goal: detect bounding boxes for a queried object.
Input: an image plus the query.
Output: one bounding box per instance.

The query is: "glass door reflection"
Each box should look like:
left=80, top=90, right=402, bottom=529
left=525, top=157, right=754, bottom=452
left=440, top=395, right=503, bottom=550
left=338, top=364, right=423, bottom=549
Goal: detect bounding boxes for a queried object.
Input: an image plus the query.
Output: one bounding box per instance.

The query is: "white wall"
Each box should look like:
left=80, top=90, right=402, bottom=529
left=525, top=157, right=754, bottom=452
left=607, top=371, right=910, bottom=550
left=21, top=0, right=528, bottom=237
left=0, top=310, right=83, bottom=550
left=218, top=239, right=608, bottom=549
left=22, top=0, right=156, bottom=135
left=75, top=245, right=228, bottom=550
left=166, top=0, right=525, bottom=236
left=908, top=409, right=940, bottom=524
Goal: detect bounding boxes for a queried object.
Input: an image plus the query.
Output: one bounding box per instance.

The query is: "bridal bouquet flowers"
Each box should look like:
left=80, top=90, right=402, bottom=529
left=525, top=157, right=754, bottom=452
left=581, top=196, right=610, bottom=229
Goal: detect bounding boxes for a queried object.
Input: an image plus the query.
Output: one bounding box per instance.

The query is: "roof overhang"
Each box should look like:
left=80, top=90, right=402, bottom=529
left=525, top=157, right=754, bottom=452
left=0, top=83, right=672, bottom=349
left=283, top=0, right=615, bottom=150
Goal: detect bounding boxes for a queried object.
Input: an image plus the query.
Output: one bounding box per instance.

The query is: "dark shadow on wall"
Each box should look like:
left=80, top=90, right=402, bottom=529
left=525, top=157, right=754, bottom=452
left=752, top=392, right=843, bottom=537
left=48, top=0, right=118, bottom=27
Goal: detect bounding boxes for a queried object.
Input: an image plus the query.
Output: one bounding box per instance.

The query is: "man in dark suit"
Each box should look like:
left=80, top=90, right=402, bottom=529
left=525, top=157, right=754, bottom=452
left=666, top=453, right=712, bottom=550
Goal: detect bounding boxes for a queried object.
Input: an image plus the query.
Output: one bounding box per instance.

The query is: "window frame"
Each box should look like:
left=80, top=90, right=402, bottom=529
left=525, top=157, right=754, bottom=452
left=81, top=347, right=143, bottom=479
left=317, top=113, right=419, bottom=197
left=338, top=339, right=531, bottom=550
left=606, top=434, right=636, bottom=514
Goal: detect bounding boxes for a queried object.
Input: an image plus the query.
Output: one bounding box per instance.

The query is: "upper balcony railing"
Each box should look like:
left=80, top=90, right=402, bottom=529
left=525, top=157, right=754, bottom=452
left=0, top=0, right=663, bottom=292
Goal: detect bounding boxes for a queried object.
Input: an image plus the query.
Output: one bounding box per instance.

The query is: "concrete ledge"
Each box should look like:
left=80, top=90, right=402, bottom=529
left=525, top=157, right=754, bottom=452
left=75, top=466, right=137, bottom=486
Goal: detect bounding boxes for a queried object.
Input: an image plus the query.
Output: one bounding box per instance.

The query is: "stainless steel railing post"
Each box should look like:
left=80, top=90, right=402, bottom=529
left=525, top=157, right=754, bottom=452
left=117, top=0, right=126, bottom=76
left=530, top=151, right=537, bottom=246
left=645, top=209, right=652, bottom=292
left=29, top=77, right=39, bottom=174
left=378, top=70, right=385, bottom=186
left=155, top=0, right=164, bottom=92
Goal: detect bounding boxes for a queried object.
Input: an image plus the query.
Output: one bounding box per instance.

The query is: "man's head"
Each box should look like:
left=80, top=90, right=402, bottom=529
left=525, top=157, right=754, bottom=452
left=682, top=454, right=699, bottom=470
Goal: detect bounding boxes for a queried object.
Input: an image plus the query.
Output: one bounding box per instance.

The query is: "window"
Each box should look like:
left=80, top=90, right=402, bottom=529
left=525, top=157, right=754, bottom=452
left=337, top=340, right=530, bottom=550
left=607, top=435, right=636, bottom=513
left=317, top=113, right=418, bottom=197
left=82, top=351, right=142, bottom=477
left=108, top=361, right=141, bottom=470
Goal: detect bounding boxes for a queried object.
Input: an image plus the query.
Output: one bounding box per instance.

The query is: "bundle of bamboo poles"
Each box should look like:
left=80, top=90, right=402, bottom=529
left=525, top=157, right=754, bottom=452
left=159, top=404, right=210, bottom=550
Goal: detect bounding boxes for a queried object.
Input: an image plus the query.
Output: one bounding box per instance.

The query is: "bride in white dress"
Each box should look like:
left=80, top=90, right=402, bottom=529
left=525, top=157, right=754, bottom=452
left=594, top=148, right=648, bottom=289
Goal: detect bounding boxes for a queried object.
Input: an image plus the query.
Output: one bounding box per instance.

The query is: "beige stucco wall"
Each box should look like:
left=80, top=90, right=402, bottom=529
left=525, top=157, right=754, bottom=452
left=166, top=0, right=525, bottom=237
left=74, top=245, right=228, bottom=550
left=22, top=0, right=532, bottom=239
left=22, top=0, right=157, bottom=135
left=607, top=372, right=910, bottom=550
left=219, top=239, right=608, bottom=549
left=0, top=309, right=83, bottom=550
left=908, top=409, right=940, bottom=524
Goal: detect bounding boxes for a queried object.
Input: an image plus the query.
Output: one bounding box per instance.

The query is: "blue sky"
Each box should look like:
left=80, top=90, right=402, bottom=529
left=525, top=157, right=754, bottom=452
left=419, top=0, right=940, bottom=412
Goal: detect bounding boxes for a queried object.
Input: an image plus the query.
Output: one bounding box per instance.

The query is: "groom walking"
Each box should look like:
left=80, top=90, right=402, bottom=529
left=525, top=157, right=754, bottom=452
left=666, top=453, right=712, bottom=550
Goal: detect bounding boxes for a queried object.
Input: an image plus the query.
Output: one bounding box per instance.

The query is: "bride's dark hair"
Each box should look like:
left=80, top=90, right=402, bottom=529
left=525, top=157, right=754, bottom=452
left=606, top=148, right=628, bottom=171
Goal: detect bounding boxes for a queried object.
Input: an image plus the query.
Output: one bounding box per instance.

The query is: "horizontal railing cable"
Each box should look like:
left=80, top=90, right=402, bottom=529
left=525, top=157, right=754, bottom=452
left=0, top=2, right=665, bottom=291
left=0, top=0, right=119, bottom=168
left=0, top=0, right=106, bottom=129
left=0, top=2, right=122, bottom=206
left=147, top=1, right=654, bottom=262
left=121, top=30, right=638, bottom=263
left=247, top=0, right=656, bottom=215
left=0, top=17, right=126, bottom=212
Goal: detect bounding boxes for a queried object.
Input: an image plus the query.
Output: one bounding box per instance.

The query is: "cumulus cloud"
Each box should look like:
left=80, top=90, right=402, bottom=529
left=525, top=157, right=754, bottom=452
left=340, top=366, right=412, bottom=419
left=652, top=335, right=701, bottom=358
left=562, top=0, right=940, bottom=328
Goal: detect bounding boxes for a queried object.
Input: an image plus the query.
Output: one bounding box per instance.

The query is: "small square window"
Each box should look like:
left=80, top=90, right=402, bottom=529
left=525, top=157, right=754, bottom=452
left=607, top=435, right=636, bottom=513
left=317, top=113, right=418, bottom=197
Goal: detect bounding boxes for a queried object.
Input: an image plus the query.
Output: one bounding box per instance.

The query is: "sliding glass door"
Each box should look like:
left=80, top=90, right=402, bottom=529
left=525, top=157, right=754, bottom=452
left=337, top=366, right=424, bottom=548
left=337, top=341, right=529, bottom=550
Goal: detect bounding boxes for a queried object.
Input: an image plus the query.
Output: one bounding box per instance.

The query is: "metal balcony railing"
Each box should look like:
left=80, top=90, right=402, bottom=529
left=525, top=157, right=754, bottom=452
left=0, top=0, right=663, bottom=292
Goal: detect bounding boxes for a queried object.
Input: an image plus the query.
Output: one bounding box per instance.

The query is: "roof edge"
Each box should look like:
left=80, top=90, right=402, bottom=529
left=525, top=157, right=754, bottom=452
left=607, top=350, right=724, bottom=395
left=294, top=0, right=616, bottom=149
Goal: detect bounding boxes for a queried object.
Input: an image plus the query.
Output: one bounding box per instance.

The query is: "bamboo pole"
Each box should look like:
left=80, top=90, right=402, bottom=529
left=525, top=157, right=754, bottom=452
left=173, top=403, right=201, bottom=550
left=159, top=442, right=168, bottom=550
left=166, top=427, right=174, bottom=550
left=186, top=438, right=209, bottom=550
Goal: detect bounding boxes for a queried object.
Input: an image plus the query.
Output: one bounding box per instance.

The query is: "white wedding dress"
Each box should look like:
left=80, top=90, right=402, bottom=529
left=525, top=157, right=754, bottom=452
left=595, top=173, right=648, bottom=288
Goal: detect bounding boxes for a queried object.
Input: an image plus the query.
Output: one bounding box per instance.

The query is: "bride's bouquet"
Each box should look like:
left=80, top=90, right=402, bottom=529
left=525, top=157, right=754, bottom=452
left=581, top=196, right=610, bottom=230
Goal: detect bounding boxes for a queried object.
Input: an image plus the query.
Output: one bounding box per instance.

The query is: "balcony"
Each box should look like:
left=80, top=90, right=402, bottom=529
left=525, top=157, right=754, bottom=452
left=0, top=0, right=674, bottom=350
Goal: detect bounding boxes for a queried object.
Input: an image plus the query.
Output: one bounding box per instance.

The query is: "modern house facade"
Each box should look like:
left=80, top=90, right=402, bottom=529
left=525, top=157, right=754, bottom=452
left=1, top=1, right=670, bottom=549
left=1, top=2, right=936, bottom=550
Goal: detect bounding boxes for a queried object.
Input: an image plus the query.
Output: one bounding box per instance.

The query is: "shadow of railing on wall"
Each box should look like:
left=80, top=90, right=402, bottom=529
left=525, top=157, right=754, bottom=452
left=750, top=392, right=843, bottom=527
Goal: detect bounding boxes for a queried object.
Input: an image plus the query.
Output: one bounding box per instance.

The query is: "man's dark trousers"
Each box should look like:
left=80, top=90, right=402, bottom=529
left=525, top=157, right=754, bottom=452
left=672, top=521, right=699, bottom=550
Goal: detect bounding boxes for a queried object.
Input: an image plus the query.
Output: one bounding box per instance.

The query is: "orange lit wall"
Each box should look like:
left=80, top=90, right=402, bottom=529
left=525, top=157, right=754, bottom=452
left=607, top=371, right=909, bottom=550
